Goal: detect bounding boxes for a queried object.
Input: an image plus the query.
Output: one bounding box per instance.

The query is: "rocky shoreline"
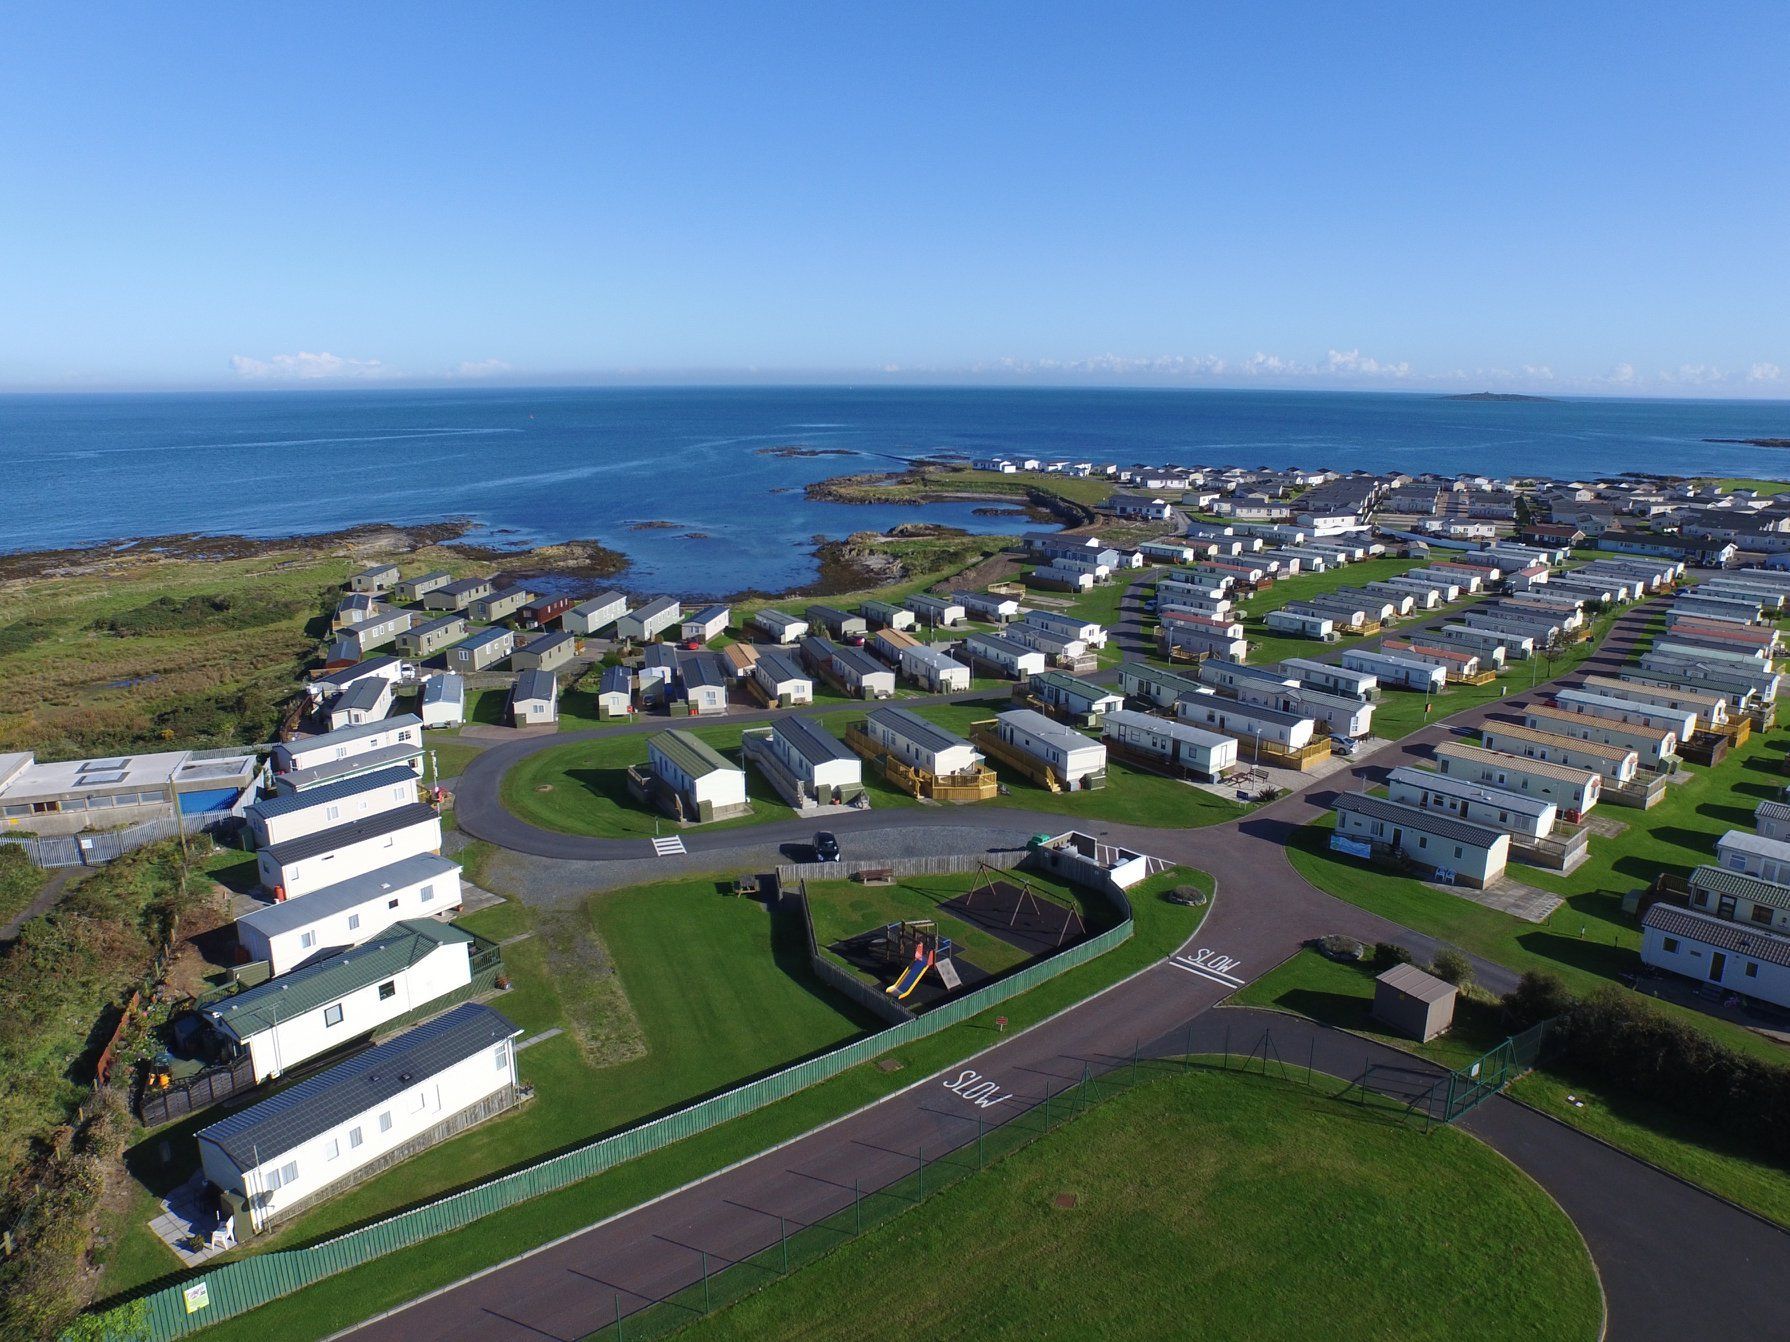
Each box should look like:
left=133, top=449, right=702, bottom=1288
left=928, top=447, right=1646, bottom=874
left=805, top=466, right=1097, bottom=527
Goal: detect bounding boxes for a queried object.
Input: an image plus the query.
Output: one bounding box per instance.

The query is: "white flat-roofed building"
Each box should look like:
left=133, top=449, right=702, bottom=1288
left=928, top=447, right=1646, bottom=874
left=862, top=707, right=982, bottom=777
left=1386, top=765, right=1558, bottom=839
left=1341, top=648, right=1446, bottom=693
left=992, top=709, right=1107, bottom=789
left=1434, top=741, right=1601, bottom=820
left=234, top=853, right=463, bottom=975
left=1332, top=792, right=1510, bottom=888
left=0, top=748, right=259, bottom=838
left=201, top=920, right=480, bottom=1084
left=273, top=716, right=424, bottom=780
left=198, top=1003, right=519, bottom=1231
left=420, top=673, right=465, bottom=728
left=618, top=597, right=683, bottom=642
left=752, top=609, right=809, bottom=644
left=1101, top=708, right=1237, bottom=780
left=245, top=766, right=418, bottom=851
left=565, top=592, right=629, bottom=635
left=448, top=626, right=515, bottom=673
left=1279, top=658, right=1378, bottom=701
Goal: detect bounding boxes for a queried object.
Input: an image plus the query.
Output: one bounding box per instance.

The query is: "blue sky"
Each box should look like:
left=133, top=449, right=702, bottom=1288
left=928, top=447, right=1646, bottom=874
left=1, top=3, right=1785, bottom=395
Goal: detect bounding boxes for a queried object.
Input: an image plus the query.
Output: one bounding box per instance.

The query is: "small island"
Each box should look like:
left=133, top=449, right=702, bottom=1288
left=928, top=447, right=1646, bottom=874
left=1705, top=438, right=1790, bottom=449
left=1442, top=392, right=1560, bottom=403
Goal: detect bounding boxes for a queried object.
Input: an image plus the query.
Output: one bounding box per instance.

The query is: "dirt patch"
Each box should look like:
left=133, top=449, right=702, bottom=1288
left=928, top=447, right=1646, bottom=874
left=537, top=907, right=647, bottom=1069
left=1053, top=1193, right=1078, bottom=1210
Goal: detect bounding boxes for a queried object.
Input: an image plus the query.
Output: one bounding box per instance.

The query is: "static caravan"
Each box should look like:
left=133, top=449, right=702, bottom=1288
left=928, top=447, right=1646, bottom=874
left=1524, top=702, right=1677, bottom=769
left=1378, top=641, right=1481, bottom=680
left=753, top=652, right=813, bottom=707
left=468, top=585, right=535, bottom=625
left=1331, top=793, right=1509, bottom=888
left=1030, top=564, right=1095, bottom=594
left=901, top=643, right=972, bottom=692
left=1672, top=595, right=1762, bottom=624
left=448, top=626, right=515, bottom=673
left=964, top=631, right=1047, bottom=680
left=1756, top=800, right=1790, bottom=843
left=1364, top=581, right=1432, bottom=612
left=1139, top=540, right=1197, bottom=565
left=904, top=593, right=966, bottom=628
left=201, top=920, right=480, bottom=1084
left=830, top=645, right=897, bottom=699
left=512, top=630, right=578, bottom=673
left=595, top=664, right=634, bottom=719
left=1652, top=638, right=1772, bottom=668
left=1388, top=574, right=1461, bottom=603
left=198, top=1003, right=519, bottom=1232
left=326, top=677, right=394, bottom=731
left=1119, top=661, right=1205, bottom=710
left=1716, top=830, right=1790, bottom=885
left=862, top=707, right=983, bottom=778
left=310, top=657, right=405, bottom=700
left=761, top=717, right=864, bottom=805
left=1328, top=588, right=1400, bottom=623
left=1551, top=687, right=1697, bottom=744
left=422, top=577, right=492, bottom=612
left=955, top=591, right=1020, bottom=623
left=272, top=726, right=425, bottom=795
left=1661, top=617, right=1778, bottom=651
left=1460, top=612, right=1558, bottom=650
left=520, top=596, right=576, bottom=630
left=1266, top=609, right=1336, bottom=641
left=565, top=592, right=629, bottom=635
left=861, top=599, right=916, bottom=631
left=233, top=853, right=463, bottom=976
left=273, top=716, right=425, bottom=780
left=672, top=654, right=728, bottom=716
left=721, top=643, right=758, bottom=679
left=245, top=766, right=419, bottom=850
left=255, top=803, right=443, bottom=901
left=752, top=609, right=809, bottom=644
left=1007, top=622, right=1088, bottom=661
left=392, top=570, right=452, bottom=604
left=870, top=626, right=919, bottom=664
left=807, top=604, right=868, bottom=640
left=1703, top=580, right=1786, bottom=612
left=419, top=673, right=465, bottom=728
left=1101, top=708, right=1237, bottom=781
left=333, top=593, right=385, bottom=627
left=1280, top=657, right=1377, bottom=701
left=1494, top=599, right=1582, bottom=632
left=1420, top=566, right=1482, bottom=594
left=1017, top=609, right=1107, bottom=648
left=1434, top=741, right=1601, bottom=820
left=509, top=669, right=559, bottom=726
left=1478, top=723, right=1639, bottom=785
left=328, top=608, right=414, bottom=662
left=1030, top=670, right=1124, bottom=724
left=1385, top=766, right=1557, bottom=839
left=1199, top=659, right=1297, bottom=698
left=647, top=730, right=748, bottom=822
left=618, top=597, right=683, bottom=642
left=1584, top=675, right=1729, bottom=729
left=992, top=709, right=1107, bottom=789
left=349, top=563, right=400, bottom=595
left=1285, top=685, right=1376, bottom=740
left=1633, top=654, right=1776, bottom=707
left=1439, top=622, right=1526, bottom=661
left=1176, top=694, right=1317, bottom=755
left=1640, top=904, right=1790, bottom=1012
left=637, top=643, right=679, bottom=705
left=1158, top=622, right=1248, bottom=662
left=396, top=614, right=468, bottom=658
left=1340, top=649, right=1446, bottom=694
left=677, top=605, right=730, bottom=645
left=1297, top=597, right=1371, bottom=629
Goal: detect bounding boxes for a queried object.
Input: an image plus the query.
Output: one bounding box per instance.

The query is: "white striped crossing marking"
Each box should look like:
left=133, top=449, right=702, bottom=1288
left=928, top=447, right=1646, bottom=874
left=651, top=835, right=687, bottom=857
left=1169, top=948, right=1245, bottom=989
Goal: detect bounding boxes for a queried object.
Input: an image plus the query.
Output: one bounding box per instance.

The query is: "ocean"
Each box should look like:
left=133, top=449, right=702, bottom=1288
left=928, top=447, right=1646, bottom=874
left=3, top=386, right=1787, bottom=596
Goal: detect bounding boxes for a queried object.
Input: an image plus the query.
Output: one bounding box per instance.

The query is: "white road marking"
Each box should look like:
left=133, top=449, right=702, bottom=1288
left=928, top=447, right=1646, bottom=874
left=942, top=1068, right=1012, bottom=1109
left=1169, top=948, right=1246, bottom=988
left=651, top=836, right=686, bottom=856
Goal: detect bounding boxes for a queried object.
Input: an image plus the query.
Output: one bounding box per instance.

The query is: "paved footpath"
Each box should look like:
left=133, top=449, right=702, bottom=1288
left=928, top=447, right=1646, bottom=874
left=349, top=596, right=1789, bottom=1341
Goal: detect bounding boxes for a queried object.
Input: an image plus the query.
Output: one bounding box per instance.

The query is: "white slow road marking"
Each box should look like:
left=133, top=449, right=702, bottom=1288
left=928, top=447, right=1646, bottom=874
left=1169, top=948, right=1246, bottom=989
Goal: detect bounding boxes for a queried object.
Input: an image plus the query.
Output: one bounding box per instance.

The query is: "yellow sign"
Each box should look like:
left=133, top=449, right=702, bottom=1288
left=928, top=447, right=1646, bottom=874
left=183, top=1282, right=210, bottom=1314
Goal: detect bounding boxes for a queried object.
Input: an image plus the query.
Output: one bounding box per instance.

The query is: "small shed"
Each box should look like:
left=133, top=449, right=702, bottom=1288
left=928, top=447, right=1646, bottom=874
left=1372, top=963, right=1458, bottom=1042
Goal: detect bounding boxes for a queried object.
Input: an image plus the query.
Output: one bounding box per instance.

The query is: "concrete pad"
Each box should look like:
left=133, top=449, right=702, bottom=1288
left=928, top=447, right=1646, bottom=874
left=1431, top=874, right=1564, bottom=924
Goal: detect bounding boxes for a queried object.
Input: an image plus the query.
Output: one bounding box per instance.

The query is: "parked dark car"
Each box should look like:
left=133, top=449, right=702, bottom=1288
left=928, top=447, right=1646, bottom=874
left=815, top=831, right=840, bottom=862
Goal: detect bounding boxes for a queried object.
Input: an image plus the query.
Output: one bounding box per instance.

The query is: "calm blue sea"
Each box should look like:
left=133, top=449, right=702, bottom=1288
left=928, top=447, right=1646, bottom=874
left=3, top=386, right=1787, bottom=596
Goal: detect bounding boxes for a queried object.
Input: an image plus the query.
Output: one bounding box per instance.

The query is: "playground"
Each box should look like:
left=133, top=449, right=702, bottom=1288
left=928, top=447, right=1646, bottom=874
left=808, top=866, right=1104, bottom=1009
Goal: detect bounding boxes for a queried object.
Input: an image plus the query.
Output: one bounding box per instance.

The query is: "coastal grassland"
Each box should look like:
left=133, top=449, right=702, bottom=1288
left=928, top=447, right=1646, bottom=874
left=1238, top=952, right=1790, bottom=1228
left=0, top=843, right=49, bottom=931
left=820, top=466, right=1115, bottom=510
left=804, top=867, right=1103, bottom=986
left=676, top=1067, right=1602, bottom=1342
left=130, top=868, right=1209, bottom=1342
left=1282, top=711, right=1790, bottom=1066
left=1700, top=478, right=1790, bottom=496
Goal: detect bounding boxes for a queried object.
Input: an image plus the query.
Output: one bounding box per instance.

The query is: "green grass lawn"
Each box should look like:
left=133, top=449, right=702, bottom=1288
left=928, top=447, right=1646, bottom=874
left=423, top=736, right=487, bottom=784
left=1231, top=949, right=1509, bottom=1072
left=677, top=1066, right=1603, bottom=1342
left=157, top=868, right=1210, bottom=1342
left=0, top=844, right=48, bottom=930
left=1509, top=1065, right=1790, bottom=1228
left=804, top=869, right=1103, bottom=984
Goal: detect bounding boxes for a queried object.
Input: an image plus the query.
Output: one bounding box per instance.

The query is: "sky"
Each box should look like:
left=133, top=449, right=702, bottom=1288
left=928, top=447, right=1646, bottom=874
left=1, top=3, right=1786, bottom=396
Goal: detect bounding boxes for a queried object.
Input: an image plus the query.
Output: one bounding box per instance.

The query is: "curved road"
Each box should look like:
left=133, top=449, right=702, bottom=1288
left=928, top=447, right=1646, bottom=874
left=355, top=594, right=1790, bottom=1341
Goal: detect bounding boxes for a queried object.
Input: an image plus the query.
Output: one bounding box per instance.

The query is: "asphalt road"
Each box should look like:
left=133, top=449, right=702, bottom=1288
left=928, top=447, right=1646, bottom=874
left=343, top=593, right=1790, bottom=1342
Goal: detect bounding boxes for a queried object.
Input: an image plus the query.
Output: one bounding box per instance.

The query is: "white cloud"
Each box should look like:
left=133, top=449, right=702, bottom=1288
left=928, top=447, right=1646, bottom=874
left=1324, top=348, right=1412, bottom=378
left=450, top=358, right=512, bottom=379
left=229, top=351, right=396, bottom=381
left=1748, top=362, right=1783, bottom=384
left=1606, top=362, right=1638, bottom=385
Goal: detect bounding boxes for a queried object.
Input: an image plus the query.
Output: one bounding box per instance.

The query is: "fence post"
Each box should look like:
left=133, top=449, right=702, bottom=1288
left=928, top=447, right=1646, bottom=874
left=615, top=1293, right=622, bottom=1341
left=780, top=1215, right=788, bottom=1271
left=854, top=1180, right=861, bottom=1234
left=702, top=1250, right=710, bottom=1312
left=977, top=1118, right=985, bottom=1168
left=1307, top=1036, right=1314, bottom=1086
left=1223, top=1022, right=1231, bottom=1069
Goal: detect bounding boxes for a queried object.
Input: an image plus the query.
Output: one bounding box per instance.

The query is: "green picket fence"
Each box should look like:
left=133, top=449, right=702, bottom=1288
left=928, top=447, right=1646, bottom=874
left=96, top=912, right=1134, bottom=1340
